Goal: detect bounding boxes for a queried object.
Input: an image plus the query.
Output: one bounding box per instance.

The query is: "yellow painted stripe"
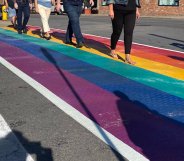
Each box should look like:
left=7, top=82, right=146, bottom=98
left=2, top=26, right=184, bottom=81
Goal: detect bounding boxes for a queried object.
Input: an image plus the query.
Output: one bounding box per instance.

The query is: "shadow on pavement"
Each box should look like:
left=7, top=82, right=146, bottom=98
left=0, top=130, right=53, bottom=161
left=170, top=42, right=184, bottom=51
left=149, top=34, right=184, bottom=51
left=50, top=31, right=111, bottom=56
left=40, top=47, right=126, bottom=161
left=114, top=90, right=184, bottom=161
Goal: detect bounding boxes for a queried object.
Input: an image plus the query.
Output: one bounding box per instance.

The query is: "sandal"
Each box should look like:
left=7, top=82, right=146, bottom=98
left=125, top=58, right=136, bottom=65
left=125, top=54, right=136, bottom=65
left=43, top=34, right=51, bottom=40
left=109, top=51, right=118, bottom=59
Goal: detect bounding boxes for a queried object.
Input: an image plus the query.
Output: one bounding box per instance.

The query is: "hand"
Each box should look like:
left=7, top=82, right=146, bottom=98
left=109, top=9, right=114, bottom=19
left=136, top=8, right=140, bottom=19
left=29, top=3, right=32, bottom=9
left=56, top=3, right=61, bottom=12
left=89, top=0, right=94, bottom=7
left=14, top=2, right=18, bottom=9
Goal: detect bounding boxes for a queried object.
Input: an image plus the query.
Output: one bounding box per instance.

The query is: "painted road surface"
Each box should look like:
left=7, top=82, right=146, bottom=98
left=0, top=26, right=184, bottom=161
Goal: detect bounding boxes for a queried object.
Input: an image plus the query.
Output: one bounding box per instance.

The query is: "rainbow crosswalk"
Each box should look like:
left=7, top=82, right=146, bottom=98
left=0, top=26, right=184, bottom=161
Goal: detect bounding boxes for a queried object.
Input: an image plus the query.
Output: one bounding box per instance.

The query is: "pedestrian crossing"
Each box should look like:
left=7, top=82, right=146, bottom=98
left=0, top=26, right=184, bottom=161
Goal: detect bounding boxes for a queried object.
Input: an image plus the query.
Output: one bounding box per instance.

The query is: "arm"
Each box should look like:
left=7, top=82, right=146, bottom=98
left=136, top=7, right=140, bottom=19
left=29, top=0, right=32, bottom=10
left=89, top=0, right=94, bottom=6
left=56, top=0, right=61, bottom=12
left=34, top=0, right=38, bottom=12
left=108, top=3, right=114, bottom=19
left=14, top=0, right=18, bottom=9
left=4, top=0, right=8, bottom=8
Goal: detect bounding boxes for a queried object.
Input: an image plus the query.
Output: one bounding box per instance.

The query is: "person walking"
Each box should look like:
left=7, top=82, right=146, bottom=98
left=56, top=0, right=94, bottom=48
left=34, top=0, right=53, bottom=40
left=14, top=0, right=32, bottom=34
left=4, top=0, right=17, bottom=29
left=107, top=0, right=141, bottom=65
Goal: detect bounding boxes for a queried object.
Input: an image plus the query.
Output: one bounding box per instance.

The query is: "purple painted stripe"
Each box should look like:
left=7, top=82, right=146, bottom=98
left=1, top=41, right=184, bottom=161
left=0, top=41, right=140, bottom=150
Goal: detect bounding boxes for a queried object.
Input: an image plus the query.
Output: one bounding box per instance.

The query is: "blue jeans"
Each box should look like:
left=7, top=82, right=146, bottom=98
left=17, top=3, right=30, bottom=30
left=63, top=1, right=84, bottom=44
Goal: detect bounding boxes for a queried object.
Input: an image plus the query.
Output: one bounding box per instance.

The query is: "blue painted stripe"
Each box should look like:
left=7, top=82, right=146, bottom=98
left=0, top=32, right=184, bottom=124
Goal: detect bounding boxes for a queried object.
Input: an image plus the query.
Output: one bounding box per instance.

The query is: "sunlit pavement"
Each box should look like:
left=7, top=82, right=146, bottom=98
left=0, top=21, right=184, bottom=161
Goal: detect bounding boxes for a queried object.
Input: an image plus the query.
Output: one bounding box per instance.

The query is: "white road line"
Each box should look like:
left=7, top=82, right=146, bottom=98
left=0, top=114, right=34, bottom=161
left=0, top=56, right=149, bottom=161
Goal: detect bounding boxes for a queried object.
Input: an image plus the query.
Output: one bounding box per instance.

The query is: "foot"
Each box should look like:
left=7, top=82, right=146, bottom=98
left=18, top=30, right=22, bottom=34
left=65, top=41, right=75, bottom=46
left=43, top=33, right=51, bottom=40
left=39, top=31, right=44, bottom=38
left=23, top=28, right=28, bottom=34
left=125, top=54, right=136, bottom=65
left=13, top=23, right=17, bottom=30
left=76, top=42, right=84, bottom=48
left=109, top=50, right=118, bottom=59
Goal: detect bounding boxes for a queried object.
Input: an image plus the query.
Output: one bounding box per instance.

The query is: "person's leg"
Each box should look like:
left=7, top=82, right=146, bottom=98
left=8, top=7, right=16, bottom=28
left=64, top=3, right=83, bottom=45
left=22, top=4, right=30, bottom=33
left=38, top=5, right=51, bottom=39
left=110, top=9, right=124, bottom=58
left=65, top=20, right=73, bottom=43
left=17, top=5, right=23, bottom=33
left=63, top=2, right=73, bottom=43
left=124, top=10, right=136, bottom=64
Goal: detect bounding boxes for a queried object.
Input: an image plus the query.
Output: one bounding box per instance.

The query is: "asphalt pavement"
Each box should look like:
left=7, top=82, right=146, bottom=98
left=0, top=15, right=184, bottom=161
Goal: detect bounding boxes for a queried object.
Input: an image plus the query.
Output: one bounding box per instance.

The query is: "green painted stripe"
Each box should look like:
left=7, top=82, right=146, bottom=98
left=1, top=28, right=184, bottom=99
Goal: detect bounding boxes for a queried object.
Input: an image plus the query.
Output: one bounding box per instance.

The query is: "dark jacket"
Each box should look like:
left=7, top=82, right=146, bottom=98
left=106, top=0, right=141, bottom=8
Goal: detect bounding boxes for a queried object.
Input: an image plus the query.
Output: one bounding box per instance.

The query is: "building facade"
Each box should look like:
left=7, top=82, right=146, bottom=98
left=97, top=0, right=184, bottom=16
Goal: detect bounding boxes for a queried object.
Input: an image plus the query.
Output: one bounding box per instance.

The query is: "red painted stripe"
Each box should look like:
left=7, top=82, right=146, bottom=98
left=28, top=26, right=184, bottom=69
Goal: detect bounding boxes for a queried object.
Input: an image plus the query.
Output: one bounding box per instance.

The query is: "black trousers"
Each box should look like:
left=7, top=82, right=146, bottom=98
left=111, top=9, right=136, bottom=54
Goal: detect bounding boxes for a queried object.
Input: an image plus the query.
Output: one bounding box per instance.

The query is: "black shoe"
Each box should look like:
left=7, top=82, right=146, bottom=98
left=43, top=34, right=51, bottom=40
left=39, top=31, right=44, bottom=38
left=18, top=30, right=22, bottom=34
left=76, top=42, right=90, bottom=48
left=83, top=43, right=90, bottom=48
left=13, top=23, right=17, bottom=30
left=65, top=41, right=75, bottom=46
left=76, top=42, right=84, bottom=48
left=23, top=28, right=28, bottom=34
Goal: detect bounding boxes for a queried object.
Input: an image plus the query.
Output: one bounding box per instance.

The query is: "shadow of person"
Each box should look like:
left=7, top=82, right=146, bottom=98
left=40, top=47, right=126, bottom=161
left=0, top=130, right=53, bottom=161
left=51, top=31, right=111, bottom=56
left=0, top=131, right=27, bottom=161
left=14, top=130, right=53, bottom=161
left=170, top=42, right=184, bottom=51
left=114, top=90, right=184, bottom=161
left=168, top=55, right=184, bottom=61
left=31, top=29, right=43, bottom=38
